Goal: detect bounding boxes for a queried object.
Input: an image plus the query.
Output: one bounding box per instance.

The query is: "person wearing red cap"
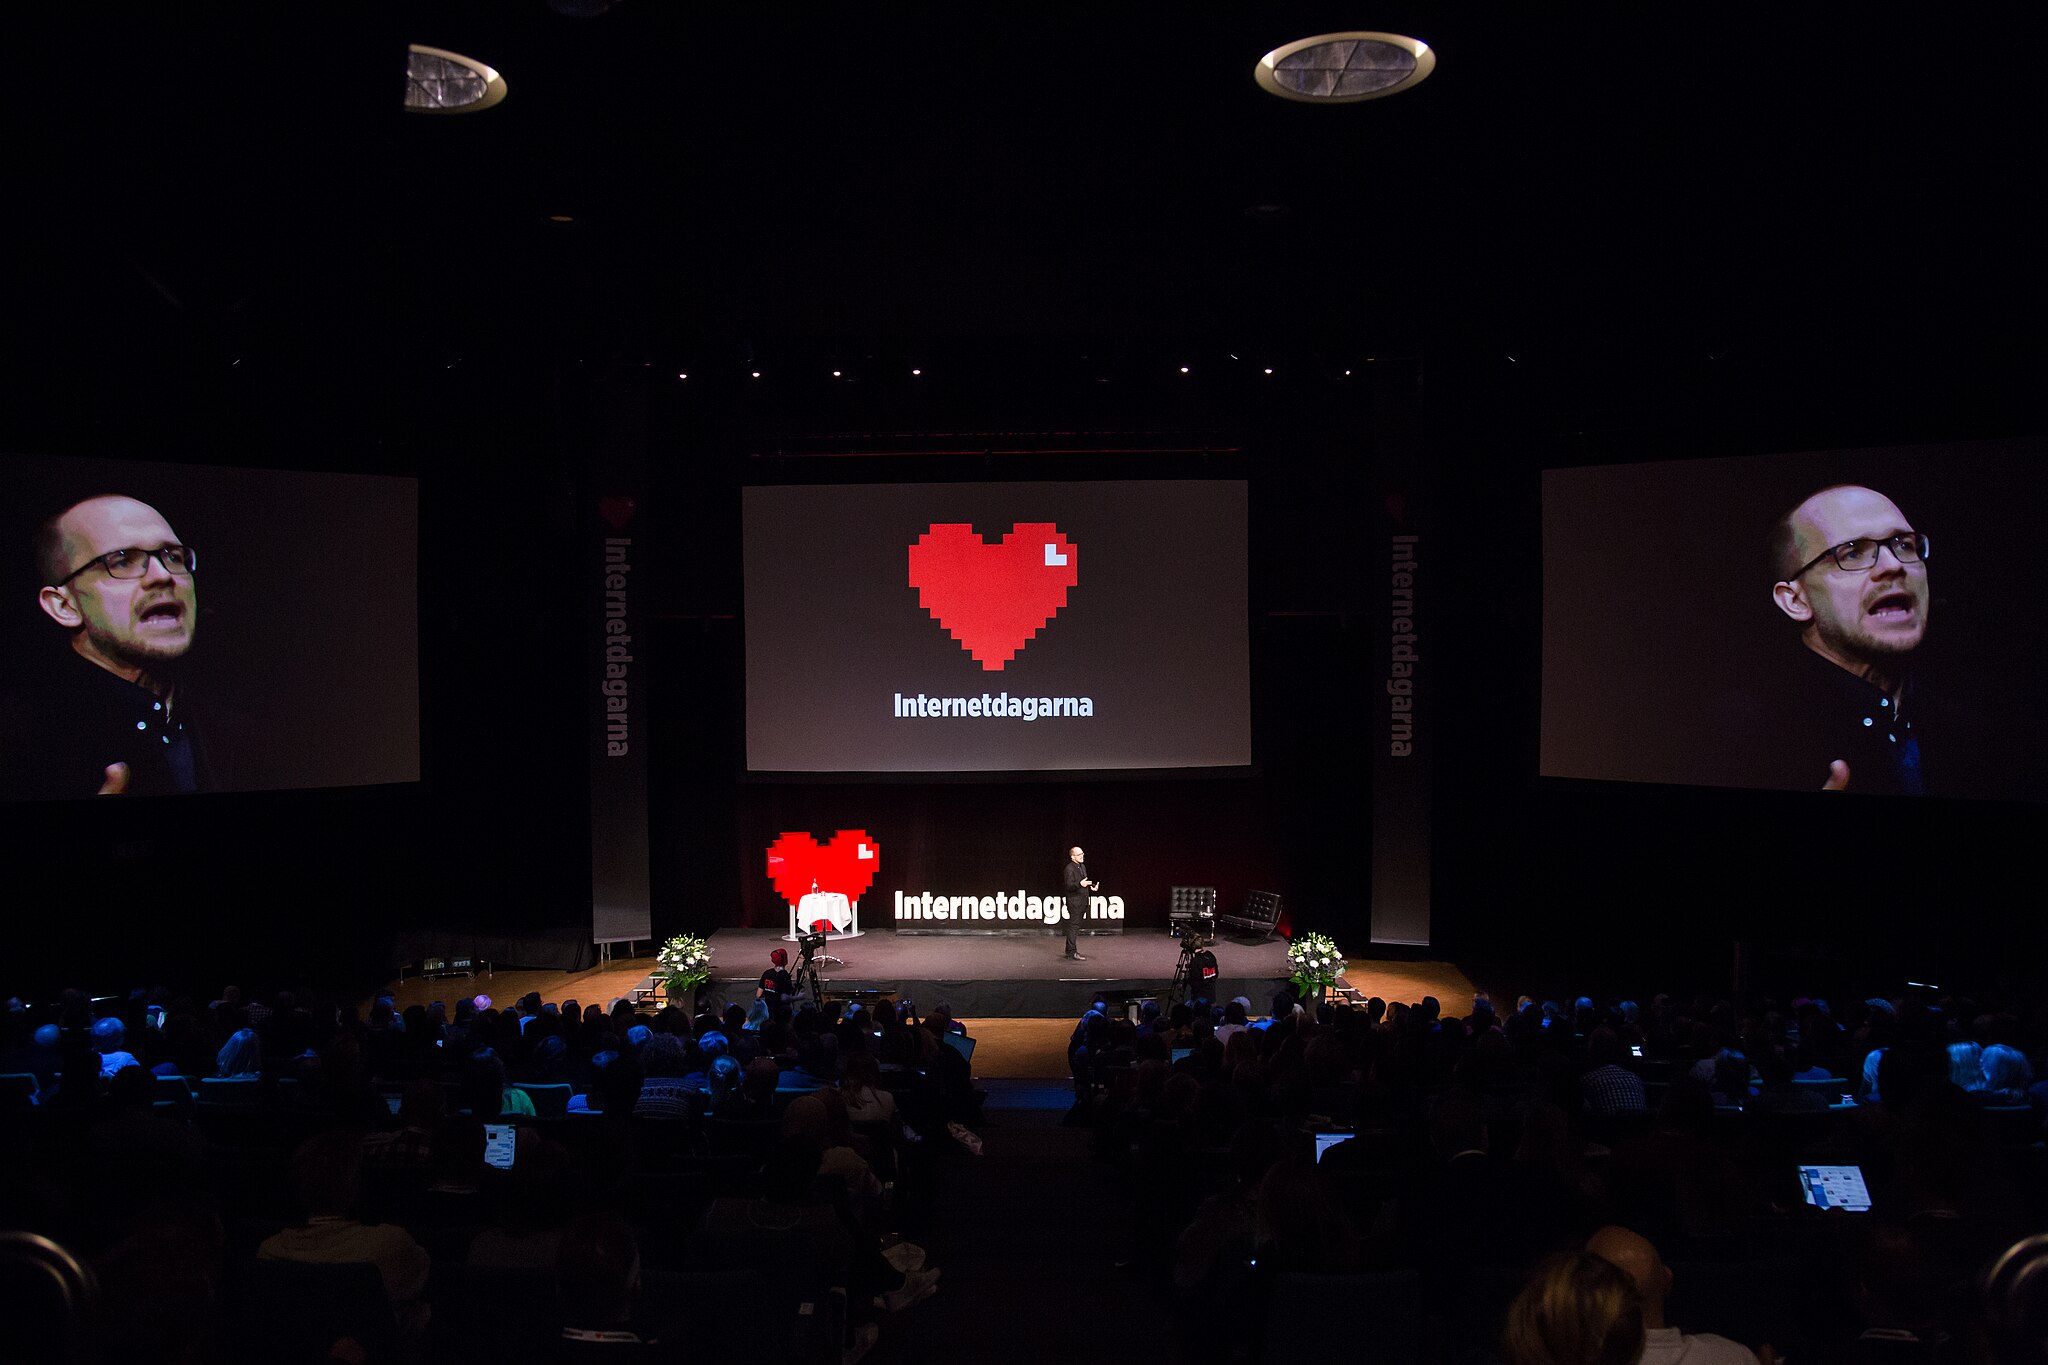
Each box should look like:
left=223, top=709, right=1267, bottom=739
left=757, top=948, right=793, bottom=1007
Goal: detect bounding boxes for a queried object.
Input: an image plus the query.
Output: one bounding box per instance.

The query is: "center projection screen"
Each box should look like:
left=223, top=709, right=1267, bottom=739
left=743, top=480, right=1251, bottom=773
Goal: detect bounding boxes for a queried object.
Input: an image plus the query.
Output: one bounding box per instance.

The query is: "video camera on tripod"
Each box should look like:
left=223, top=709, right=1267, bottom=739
left=792, top=927, right=830, bottom=1004
left=1167, top=930, right=1220, bottom=1011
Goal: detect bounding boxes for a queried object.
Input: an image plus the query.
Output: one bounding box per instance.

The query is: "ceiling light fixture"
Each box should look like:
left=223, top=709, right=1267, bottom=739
left=404, top=44, right=508, bottom=114
left=1254, top=32, right=1434, bottom=104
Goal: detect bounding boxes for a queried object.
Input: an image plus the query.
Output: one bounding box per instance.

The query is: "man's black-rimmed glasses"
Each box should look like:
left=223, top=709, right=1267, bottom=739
left=1786, top=532, right=1928, bottom=580
left=51, top=544, right=197, bottom=587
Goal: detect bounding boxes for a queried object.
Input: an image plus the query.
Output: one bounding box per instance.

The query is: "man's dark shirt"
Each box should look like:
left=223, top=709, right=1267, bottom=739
left=1715, top=646, right=2022, bottom=799
left=0, top=650, right=231, bottom=800
left=757, top=968, right=792, bottom=1001
left=1062, top=860, right=1090, bottom=896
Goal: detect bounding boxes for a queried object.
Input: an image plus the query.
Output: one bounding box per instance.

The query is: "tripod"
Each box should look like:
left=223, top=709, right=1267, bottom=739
left=1167, top=933, right=1213, bottom=1013
left=794, top=929, right=829, bottom=1006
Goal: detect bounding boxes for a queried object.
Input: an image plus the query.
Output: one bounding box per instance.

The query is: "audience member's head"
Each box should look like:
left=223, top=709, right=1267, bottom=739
left=640, top=1032, right=687, bottom=1078
left=1428, top=1088, right=1489, bottom=1159
left=1947, top=1040, right=1986, bottom=1092
left=215, top=1027, right=261, bottom=1078
left=1585, top=1226, right=1672, bottom=1330
left=1981, top=1044, right=2032, bottom=1097
left=91, top=1015, right=127, bottom=1054
left=1502, top=1251, right=1645, bottom=1365
left=290, top=1131, right=364, bottom=1219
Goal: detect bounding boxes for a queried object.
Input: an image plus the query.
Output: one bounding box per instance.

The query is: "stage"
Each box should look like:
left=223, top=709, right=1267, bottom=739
left=379, top=947, right=1479, bottom=1073
left=700, top=927, right=1292, bottom=1018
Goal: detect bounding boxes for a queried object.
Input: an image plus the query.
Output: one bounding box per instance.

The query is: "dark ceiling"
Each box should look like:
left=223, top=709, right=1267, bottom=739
left=10, top=1, right=2043, bottom=386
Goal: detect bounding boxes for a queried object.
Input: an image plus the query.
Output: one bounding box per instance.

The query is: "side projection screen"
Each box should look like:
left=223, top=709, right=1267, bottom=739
left=1541, top=440, right=2043, bottom=802
left=743, top=480, right=1251, bottom=773
left=1, top=453, right=420, bottom=800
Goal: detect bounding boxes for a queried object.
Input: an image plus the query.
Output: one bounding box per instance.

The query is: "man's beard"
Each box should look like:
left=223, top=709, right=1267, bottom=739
left=86, top=619, right=195, bottom=672
left=1814, top=607, right=1922, bottom=663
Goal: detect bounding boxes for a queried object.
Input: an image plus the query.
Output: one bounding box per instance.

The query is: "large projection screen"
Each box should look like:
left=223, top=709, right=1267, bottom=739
left=1, top=453, right=419, bottom=800
left=1542, top=440, right=2041, bottom=802
left=743, top=480, right=1251, bottom=773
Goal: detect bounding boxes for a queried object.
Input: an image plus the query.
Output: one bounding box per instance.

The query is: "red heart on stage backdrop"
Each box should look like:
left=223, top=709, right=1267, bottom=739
left=907, top=522, right=1079, bottom=670
left=764, top=829, right=881, bottom=907
left=597, top=496, right=636, bottom=529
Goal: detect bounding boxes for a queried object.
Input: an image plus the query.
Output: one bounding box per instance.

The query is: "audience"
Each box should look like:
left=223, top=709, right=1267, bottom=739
left=7, top=969, right=2047, bottom=1365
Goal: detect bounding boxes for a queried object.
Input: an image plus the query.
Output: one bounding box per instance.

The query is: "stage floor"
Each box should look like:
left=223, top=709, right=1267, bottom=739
left=702, top=927, right=1292, bottom=1018
left=378, top=938, right=1477, bottom=1070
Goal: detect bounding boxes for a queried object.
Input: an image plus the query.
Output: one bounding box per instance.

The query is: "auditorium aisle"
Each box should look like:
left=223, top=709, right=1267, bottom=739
left=872, top=1082, right=1179, bottom=1364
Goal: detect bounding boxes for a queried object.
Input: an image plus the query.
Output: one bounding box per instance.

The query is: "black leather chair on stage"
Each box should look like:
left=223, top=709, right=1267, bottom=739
left=1217, top=890, right=1283, bottom=942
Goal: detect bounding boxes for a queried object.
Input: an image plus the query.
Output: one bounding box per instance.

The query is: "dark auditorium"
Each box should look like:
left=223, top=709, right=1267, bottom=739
left=3, top=6, right=2045, bottom=1365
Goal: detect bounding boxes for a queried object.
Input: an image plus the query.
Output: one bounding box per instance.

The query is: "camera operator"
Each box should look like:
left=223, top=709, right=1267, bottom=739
left=757, top=948, right=793, bottom=1007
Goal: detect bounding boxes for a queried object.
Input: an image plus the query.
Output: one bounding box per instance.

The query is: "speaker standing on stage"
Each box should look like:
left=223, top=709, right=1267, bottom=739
left=1062, top=846, right=1099, bottom=961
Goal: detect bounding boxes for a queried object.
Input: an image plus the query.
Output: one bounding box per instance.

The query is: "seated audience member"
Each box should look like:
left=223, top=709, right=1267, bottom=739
left=1254, top=1153, right=1362, bottom=1274
left=92, top=1015, right=140, bottom=1080
left=1515, top=1101, right=1609, bottom=1239
left=469, top=1134, right=574, bottom=1269
left=1947, top=1042, right=1985, bottom=1095
left=728, top=1057, right=782, bottom=1120
left=1502, top=1250, right=1645, bottom=1365
left=215, top=1026, right=262, bottom=1078
left=634, top=1033, right=697, bottom=1119
left=1708, top=1051, right=1758, bottom=1107
left=86, top=1065, right=206, bottom=1206
left=1214, top=999, right=1251, bottom=1045
left=1858, top=1048, right=1888, bottom=1106
left=258, top=1131, right=432, bottom=1343
left=1749, top=1047, right=1830, bottom=1113
left=1581, top=1029, right=1649, bottom=1115
left=526, top=1033, right=572, bottom=1085
left=555, top=1212, right=670, bottom=1360
left=568, top=1050, right=620, bottom=1113
left=1174, top=1119, right=1284, bottom=1292
left=1976, top=1044, right=2034, bottom=1107
left=783, top=1090, right=884, bottom=1212
left=464, top=1052, right=534, bottom=1117
left=704, top=1054, right=745, bottom=1115
left=840, top=1052, right=897, bottom=1125
left=1587, top=1224, right=1763, bottom=1365
left=91, top=1213, right=225, bottom=1365
left=3, top=1021, right=66, bottom=1092
left=1838, top=1223, right=1948, bottom=1365
left=362, top=1080, right=444, bottom=1176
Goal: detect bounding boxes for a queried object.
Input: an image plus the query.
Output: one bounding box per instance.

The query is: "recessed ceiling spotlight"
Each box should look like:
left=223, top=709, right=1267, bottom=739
left=832, top=370, right=843, bottom=378
left=910, top=368, right=922, bottom=376
left=1179, top=366, right=1191, bottom=374
left=751, top=371, right=762, bottom=379
left=1255, top=32, right=1434, bottom=104
left=404, top=44, right=508, bottom=113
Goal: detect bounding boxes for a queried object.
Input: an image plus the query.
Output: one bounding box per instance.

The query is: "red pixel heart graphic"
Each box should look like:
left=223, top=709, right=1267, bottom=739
left=764, top=830, right=881, bottom=907
left=597, top=496, right=636, bottom=530
left=906, top=523, right=1079, bottom=670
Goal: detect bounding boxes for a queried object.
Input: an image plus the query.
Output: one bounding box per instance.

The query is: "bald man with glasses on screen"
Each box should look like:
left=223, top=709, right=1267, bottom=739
left=1, top=494, right=224, bottom=798
left=1766, top=484, right=1934, bottom=795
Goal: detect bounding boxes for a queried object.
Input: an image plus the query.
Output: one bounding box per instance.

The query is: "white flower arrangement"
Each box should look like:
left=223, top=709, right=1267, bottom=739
left=1287, top=931, right=1346, bottom=996
left=655, top=933, right=713, bottom=998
